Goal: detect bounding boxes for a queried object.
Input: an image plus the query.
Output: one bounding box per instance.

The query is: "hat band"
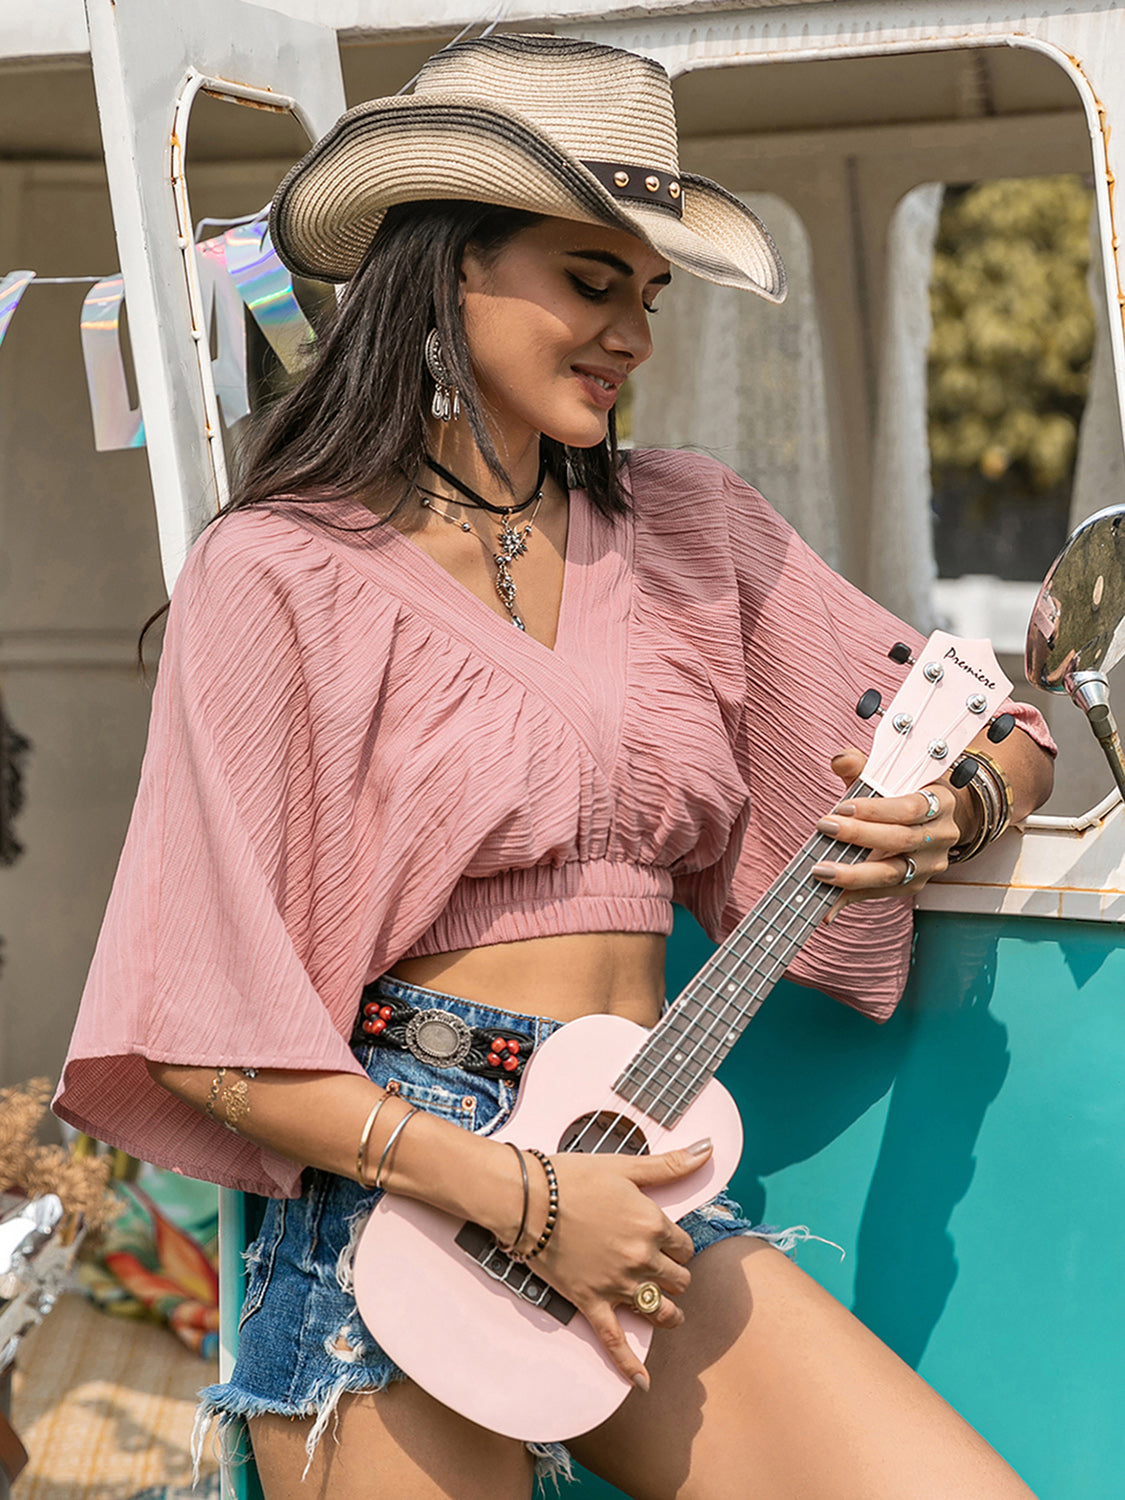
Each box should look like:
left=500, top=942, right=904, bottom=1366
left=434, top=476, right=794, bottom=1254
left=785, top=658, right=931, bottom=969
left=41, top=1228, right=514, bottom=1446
left=582, top=160, right=683, bottom=218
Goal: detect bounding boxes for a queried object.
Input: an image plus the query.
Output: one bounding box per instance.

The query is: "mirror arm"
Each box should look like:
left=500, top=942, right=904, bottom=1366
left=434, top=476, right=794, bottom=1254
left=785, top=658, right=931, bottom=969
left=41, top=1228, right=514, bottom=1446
left=1065, top=672, right=1125, bottom=803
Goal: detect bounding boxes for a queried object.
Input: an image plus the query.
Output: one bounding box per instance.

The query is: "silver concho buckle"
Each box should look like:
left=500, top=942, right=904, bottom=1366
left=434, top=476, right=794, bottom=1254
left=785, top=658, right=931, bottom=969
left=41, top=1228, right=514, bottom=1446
left=404, top=1009, right=473, bottom=1069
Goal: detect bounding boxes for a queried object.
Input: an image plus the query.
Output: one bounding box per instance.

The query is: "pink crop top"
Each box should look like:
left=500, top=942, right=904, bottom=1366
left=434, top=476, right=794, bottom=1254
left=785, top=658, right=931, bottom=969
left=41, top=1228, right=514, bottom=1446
left=55, top=450, right=1054, bottom=1195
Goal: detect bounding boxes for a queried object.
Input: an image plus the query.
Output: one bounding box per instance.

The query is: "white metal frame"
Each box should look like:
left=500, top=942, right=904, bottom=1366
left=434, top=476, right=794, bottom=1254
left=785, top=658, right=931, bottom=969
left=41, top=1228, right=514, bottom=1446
left=555, top=3, right=1125, bottom=919
left=78, top=0, right=1125, bottom=920
left=83, top=0, right=346, bottom=592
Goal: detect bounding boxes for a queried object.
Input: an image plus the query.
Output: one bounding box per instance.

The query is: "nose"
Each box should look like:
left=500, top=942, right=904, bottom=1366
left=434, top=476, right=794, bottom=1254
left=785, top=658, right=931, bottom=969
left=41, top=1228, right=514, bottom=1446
left=602, top=296, right=654, bottom=368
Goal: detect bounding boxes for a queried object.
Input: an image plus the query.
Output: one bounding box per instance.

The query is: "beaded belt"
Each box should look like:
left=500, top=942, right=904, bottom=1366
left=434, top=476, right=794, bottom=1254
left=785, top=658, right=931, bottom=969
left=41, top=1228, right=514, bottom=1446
left=351, top=985, right=537, bottom=1081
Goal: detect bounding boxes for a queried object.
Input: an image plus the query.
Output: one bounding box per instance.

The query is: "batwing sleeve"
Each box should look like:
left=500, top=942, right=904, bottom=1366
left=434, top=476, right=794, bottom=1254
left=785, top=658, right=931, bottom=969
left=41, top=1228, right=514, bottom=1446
left=674, top=458, right=1055, bottom=1021
left=54, top=512, right=369, bottom=1195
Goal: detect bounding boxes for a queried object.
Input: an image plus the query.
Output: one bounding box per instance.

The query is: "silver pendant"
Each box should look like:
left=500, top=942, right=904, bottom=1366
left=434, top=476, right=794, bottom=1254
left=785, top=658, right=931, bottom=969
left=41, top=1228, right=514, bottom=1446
left=405, top=1009, right=473, bottom=1068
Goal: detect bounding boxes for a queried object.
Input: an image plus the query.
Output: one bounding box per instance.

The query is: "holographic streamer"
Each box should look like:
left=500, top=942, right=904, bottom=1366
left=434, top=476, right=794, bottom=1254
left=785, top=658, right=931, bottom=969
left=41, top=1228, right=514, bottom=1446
left=196, top=237, right=250, bottom=425
left=223, top=222, right=313, bottom=373
left=0, top=271, right=35, bottom=349
left=80, top=276, right=145, bottom=451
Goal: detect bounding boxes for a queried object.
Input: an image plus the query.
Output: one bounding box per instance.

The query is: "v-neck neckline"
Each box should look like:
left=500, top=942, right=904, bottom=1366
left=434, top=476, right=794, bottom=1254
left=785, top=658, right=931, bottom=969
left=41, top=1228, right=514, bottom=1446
left=338, top=486, right=588, bottom=660
left=317, top=485, right=634, bottom=777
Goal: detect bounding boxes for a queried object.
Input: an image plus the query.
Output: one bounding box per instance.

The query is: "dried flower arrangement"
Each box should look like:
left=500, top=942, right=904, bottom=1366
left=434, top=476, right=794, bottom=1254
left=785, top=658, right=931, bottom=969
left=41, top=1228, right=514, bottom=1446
left=0, top=1079, right=116, bottom=1234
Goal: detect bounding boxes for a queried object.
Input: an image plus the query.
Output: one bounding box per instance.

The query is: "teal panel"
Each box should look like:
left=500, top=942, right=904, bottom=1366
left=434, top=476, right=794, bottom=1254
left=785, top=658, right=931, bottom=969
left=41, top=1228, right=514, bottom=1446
left=224, top=908, right=1125, bottom=1498
left=569, top=906, right=1125, bottom=1500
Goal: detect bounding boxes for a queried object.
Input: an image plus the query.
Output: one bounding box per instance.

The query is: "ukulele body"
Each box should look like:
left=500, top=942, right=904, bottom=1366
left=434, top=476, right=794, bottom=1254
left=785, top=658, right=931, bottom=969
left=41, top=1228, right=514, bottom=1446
left=353, top=1011, right=743, bottom=1442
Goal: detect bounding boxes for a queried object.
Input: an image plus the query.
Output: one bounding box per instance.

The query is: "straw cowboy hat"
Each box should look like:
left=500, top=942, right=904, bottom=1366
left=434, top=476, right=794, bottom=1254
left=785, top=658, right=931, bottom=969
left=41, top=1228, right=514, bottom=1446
left=270, top=33, right=786, bottom=301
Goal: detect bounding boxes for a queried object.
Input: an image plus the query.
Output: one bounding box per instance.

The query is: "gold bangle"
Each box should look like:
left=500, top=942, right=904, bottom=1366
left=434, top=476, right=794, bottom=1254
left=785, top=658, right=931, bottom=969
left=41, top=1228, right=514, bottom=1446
left=356, top=1095, right=393, bottom=1186
left=948, top=776, right=991, bottom=863
left=948, top=750, right=1013, bottom=862
left=969, top=749, right=1015, bottom=839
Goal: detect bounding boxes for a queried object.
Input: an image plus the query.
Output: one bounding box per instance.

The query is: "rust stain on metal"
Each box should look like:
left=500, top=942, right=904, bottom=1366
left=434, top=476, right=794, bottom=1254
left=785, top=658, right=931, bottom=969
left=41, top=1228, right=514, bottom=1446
left=200, top=84, right=289, bottom=114
left=1060, top=51, right=1125, bottom=322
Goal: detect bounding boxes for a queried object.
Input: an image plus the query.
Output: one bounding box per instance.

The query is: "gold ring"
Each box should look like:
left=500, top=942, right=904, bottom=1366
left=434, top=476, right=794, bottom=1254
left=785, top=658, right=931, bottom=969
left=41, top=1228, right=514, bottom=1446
left=632, top=1281, right=663, bottom=1316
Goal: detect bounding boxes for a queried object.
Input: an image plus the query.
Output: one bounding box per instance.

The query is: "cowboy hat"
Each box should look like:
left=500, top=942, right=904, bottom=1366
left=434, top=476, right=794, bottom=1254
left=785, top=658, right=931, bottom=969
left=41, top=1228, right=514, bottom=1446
left=270, top=33, right=786, bottom=301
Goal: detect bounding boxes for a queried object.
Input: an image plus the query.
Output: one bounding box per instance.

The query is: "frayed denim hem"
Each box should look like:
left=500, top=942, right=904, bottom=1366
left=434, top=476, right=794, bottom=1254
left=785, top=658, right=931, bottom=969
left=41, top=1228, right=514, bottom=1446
left=192, top=1377, right=574, bottom=1491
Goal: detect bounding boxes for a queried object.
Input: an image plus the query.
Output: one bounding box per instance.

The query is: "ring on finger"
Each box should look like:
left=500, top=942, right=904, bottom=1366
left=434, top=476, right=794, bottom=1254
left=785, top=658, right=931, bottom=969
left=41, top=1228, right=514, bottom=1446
left=920, top=789, right=942, bottom=823
left=632, top=1282, right=663, bottom=1316
left=898, top=856, right=918, bottom=885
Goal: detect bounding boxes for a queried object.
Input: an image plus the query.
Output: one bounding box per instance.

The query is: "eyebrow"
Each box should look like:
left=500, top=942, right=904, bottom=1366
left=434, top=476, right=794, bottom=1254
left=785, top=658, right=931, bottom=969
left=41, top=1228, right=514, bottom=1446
left=566, top=249, right=673, bottom=286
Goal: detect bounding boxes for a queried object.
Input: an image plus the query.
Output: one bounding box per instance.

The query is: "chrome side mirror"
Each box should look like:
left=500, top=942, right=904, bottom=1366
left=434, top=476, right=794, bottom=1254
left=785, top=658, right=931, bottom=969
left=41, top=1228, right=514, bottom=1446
left=1026, top=504, right=1125, bottom=800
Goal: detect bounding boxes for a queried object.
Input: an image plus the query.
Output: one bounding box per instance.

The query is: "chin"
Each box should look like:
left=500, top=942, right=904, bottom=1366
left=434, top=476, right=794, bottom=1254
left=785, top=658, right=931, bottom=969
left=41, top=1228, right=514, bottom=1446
left=540, top=412, right=611, bottom=450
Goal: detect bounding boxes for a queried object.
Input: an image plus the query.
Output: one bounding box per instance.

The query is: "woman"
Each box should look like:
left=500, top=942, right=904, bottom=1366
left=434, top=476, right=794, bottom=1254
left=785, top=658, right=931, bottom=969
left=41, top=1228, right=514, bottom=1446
left=57, top=33, right=1054, bottom=1500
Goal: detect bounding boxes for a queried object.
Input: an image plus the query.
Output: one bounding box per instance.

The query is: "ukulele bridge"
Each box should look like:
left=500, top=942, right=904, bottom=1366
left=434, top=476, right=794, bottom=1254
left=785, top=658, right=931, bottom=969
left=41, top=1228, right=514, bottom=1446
left=454, top=1222, right=576, bottom=1325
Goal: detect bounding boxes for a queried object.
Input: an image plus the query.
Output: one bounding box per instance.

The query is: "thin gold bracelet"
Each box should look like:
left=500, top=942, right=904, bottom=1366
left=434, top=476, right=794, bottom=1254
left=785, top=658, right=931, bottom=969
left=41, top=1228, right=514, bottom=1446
left=356, top=1095, right=393, bottom=1186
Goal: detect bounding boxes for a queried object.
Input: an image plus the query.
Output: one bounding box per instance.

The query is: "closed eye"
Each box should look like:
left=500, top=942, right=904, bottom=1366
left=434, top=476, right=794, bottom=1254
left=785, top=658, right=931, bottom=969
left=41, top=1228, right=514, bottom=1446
left=569, top=273, right=661, bottom=315
left=568, top=273, right=610, bottom=301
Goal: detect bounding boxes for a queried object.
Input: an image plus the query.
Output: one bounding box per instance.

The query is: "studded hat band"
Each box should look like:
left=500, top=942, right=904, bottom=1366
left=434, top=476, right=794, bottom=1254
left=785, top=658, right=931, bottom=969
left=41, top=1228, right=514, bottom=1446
left=351, top=986, right=537, bottom=1081
left=268, top=33, right=787, bottom=301
left=582, top=161, right=683, bottom=217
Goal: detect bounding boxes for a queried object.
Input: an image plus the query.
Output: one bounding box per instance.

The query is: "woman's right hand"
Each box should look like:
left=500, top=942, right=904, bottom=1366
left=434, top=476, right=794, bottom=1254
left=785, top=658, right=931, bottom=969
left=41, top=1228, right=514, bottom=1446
left=528, top=1140, right=713, bottom=1390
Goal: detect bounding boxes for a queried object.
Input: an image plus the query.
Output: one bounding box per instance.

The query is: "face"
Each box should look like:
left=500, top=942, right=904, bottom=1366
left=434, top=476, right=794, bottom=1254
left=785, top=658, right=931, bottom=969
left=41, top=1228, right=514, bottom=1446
left=458, top=217, right=671, bottom=450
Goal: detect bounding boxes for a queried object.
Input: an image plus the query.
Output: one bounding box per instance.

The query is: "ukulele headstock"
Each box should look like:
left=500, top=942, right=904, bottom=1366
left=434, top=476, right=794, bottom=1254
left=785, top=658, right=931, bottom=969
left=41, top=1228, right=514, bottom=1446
left=859, top=632, right=1013, bottom=797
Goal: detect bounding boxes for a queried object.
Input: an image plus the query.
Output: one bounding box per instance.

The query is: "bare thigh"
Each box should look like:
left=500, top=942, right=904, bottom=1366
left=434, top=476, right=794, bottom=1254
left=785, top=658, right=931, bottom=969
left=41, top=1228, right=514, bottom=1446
left=248, top=1379, right=534, bottom=1500
left=570, top=1239, right=1039, bottom=1500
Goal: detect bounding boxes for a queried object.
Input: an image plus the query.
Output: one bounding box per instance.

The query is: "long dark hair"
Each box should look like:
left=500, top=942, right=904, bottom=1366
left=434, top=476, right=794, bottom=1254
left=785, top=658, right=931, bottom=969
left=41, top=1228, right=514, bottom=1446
left=227, top=199, right=629, bottom=520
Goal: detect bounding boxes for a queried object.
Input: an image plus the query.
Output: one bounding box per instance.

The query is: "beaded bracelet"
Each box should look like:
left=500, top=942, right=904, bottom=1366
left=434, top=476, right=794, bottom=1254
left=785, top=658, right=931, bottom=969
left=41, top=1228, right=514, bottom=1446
left=524, top=1148, right=559, bottom=1259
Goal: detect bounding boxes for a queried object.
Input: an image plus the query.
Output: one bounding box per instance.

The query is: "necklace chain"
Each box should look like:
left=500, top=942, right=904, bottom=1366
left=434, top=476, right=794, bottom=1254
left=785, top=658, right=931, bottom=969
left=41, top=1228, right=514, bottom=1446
left=417, top=457, right=547, bottom=632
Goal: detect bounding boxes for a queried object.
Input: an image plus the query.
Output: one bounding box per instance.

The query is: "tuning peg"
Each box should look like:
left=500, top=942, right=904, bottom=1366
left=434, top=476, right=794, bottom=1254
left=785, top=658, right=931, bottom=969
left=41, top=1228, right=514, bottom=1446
left=987, top=713, right=1015, bottom=743
left=888, top=643, right=915, bottom=666
left=950, top=756, right=979, bottom=789
left=856, top=689, right=883, bottom=720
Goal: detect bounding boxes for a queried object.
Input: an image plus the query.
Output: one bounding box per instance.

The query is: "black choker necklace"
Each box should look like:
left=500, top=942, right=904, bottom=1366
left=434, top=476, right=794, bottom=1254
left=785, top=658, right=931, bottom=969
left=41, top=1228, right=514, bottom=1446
left=425, top=454, right=546, bottom=517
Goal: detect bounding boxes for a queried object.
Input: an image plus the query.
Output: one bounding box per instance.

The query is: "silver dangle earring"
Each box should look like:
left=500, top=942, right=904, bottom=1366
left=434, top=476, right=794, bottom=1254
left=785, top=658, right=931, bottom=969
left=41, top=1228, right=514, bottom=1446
left=424, top=328, right=461, bottom=422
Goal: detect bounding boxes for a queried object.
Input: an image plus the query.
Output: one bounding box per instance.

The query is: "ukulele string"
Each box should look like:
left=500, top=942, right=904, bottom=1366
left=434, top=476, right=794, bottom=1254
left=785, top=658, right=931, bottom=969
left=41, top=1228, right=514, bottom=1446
left=653, top=850, right=868, bottom=1121
left=623, top=807, right=866, bottom=1119
left=653, top=693, right=992, bottom=1122
left=624, top=788, right=877, bottom=1125
left=562, top=837, right=861, bottom=1157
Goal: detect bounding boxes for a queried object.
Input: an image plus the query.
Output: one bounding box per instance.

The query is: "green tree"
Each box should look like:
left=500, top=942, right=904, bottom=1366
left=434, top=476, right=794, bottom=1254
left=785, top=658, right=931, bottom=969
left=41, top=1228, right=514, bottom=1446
left=928, top=175, right=1095, bottom=491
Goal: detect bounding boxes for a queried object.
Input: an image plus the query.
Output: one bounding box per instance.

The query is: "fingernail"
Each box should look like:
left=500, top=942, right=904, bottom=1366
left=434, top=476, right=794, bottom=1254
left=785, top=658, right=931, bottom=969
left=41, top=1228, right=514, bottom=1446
left=836, top=802, right=856, bottom=816
left=817, top=818, right=840, bottom=836
left=632, top=1371, right=651, bottom=1393
left=811, top=863, right=837, bottom=880
left=687, top=1138, right=712, bottom=1157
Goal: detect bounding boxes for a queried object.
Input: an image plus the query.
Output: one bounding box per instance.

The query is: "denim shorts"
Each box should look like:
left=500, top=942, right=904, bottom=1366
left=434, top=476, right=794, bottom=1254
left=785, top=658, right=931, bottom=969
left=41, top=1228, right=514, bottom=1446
left=194, top=977, right=807, bottom=1487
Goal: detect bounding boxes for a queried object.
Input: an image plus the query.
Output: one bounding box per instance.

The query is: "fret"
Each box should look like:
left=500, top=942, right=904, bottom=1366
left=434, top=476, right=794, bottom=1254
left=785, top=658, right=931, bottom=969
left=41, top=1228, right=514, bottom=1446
left=615, top=780, right=881, bottom=1120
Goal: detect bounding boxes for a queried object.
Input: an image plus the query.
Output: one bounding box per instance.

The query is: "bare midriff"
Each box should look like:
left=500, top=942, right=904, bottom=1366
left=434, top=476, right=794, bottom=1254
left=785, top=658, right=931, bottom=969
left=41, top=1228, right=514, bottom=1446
left=389, top=931, right=667, bottom=1027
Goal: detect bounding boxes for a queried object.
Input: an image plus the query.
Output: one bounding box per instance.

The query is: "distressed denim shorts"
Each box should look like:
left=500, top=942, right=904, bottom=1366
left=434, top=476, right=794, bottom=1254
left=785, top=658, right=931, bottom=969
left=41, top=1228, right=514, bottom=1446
left=195, top=977, right=806, bottom=1487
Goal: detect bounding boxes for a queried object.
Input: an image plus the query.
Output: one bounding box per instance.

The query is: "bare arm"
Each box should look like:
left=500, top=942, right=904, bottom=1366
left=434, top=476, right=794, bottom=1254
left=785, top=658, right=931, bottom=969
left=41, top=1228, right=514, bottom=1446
left=146, top=1058, right=706, bottom=1390
left=146, top=1060, right=528, bottom=1237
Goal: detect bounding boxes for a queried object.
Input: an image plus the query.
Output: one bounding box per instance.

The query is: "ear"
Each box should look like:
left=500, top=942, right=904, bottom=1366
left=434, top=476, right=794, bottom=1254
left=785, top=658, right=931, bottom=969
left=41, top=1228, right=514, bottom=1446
left=459, top=244, right=489, bottom=302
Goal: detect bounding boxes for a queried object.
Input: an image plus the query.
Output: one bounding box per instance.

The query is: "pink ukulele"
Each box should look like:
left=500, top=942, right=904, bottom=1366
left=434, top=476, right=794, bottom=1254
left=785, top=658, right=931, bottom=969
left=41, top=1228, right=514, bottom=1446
left=353, top=633, right=1013, bottom=1441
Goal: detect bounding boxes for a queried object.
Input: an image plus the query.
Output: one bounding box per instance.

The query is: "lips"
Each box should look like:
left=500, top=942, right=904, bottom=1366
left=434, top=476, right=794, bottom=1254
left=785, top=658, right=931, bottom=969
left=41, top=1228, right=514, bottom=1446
left=572, top=365, right=625, bottom=411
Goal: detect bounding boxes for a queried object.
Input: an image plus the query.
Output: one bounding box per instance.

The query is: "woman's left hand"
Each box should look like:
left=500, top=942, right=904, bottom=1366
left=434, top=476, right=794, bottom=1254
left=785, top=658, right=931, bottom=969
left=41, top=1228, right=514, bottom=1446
left=809, top=747, right=962, bottom=900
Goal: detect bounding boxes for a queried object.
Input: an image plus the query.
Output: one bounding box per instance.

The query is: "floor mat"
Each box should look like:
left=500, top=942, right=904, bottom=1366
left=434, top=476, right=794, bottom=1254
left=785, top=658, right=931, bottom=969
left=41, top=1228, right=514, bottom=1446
left=10, top=1291, right=220, bottom=1500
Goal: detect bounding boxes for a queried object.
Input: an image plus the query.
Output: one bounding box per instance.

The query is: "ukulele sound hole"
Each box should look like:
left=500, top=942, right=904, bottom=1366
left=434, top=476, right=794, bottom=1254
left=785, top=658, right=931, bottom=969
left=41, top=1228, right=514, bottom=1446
left=559, top=1112, right=650, bottom=1155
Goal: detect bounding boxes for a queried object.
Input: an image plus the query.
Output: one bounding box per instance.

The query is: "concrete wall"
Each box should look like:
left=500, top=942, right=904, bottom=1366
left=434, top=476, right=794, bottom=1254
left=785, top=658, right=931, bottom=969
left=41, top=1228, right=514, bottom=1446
left=0, top=129, right=297, bottom=1099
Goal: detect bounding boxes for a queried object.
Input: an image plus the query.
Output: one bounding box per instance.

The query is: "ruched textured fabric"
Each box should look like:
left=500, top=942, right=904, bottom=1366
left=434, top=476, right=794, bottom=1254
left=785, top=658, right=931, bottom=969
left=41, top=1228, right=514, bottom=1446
left=55, top=450, right=1054, bottom=1196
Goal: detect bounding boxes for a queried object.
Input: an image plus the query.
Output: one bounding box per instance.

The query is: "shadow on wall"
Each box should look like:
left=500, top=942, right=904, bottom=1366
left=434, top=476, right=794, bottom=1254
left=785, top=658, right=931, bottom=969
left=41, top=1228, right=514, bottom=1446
left=670, top=905, right=1007, bottom=1369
